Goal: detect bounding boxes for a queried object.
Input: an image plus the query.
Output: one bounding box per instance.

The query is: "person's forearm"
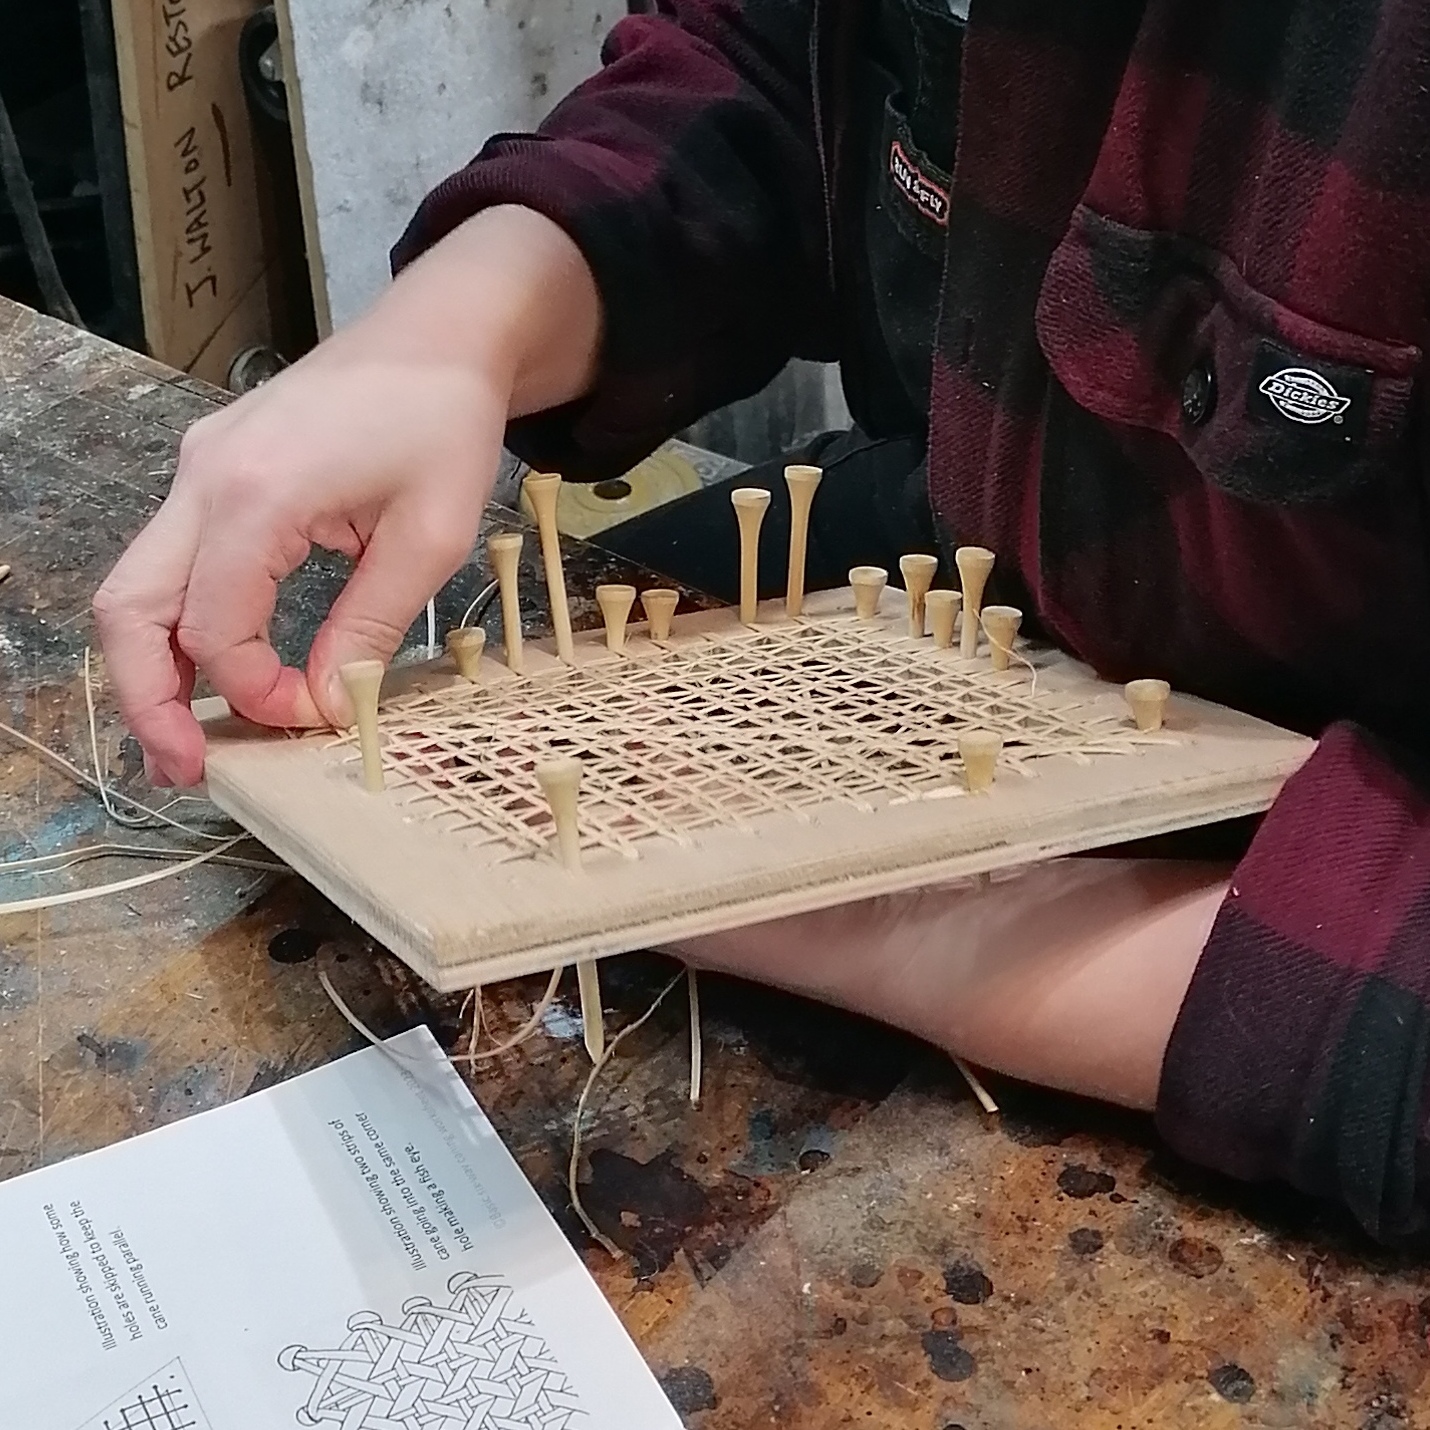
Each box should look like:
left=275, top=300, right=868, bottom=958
left=358, top=204, right=603, bottom=418
left=933, top=863, right=1223, bottom=1108
left=672, top=859, right=1226, bottom=1111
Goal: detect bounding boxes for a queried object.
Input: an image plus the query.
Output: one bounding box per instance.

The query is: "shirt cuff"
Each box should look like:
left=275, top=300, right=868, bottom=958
left=1155, top=722, right=1430, bottom=1247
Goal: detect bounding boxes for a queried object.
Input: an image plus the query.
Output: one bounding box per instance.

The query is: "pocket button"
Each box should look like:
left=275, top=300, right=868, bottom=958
left=1181, top=361, right=1215, bottom=426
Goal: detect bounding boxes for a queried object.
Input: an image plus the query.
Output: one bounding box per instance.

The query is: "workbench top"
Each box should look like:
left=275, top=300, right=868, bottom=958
left=2, top=295, right=1426, bottom=1428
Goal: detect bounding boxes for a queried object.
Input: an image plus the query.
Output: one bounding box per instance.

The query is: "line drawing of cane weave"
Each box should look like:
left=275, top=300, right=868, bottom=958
left=279, top=1273, right=585, bottom=1428
left=79, top=1359, right=212, bottom=1430
left=98, top=1386, right=199, bottom=1430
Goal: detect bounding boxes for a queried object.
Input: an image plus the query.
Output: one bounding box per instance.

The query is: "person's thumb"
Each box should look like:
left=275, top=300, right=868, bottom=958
left=306, top=502, right=476, bottom=726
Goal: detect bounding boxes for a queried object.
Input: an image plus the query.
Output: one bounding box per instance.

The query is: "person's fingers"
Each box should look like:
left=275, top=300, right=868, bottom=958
left=175, top=513, right=325, bottom=730
left=145, top=635, right=199, bottom=787
left=307, top=500, right=477, bottom=726
left=92, top=498, right=207, bottom=787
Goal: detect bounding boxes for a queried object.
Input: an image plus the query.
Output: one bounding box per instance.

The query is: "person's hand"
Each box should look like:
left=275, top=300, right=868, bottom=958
left=93, top=207, right=601, bottom=787
left=95, top=336, right=507, bottom=787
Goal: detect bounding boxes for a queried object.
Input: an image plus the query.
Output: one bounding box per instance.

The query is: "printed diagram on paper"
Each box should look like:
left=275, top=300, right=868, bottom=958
left=279, top=1273, right=585, bottom=1429
left=78, top=1359, right=212, bottom=1430
left=6, top=1031, right=681, bottom=1430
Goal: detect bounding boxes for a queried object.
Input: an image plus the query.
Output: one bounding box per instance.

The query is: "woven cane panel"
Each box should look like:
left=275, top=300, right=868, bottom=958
left=331, top=609, right=1167, bottom=865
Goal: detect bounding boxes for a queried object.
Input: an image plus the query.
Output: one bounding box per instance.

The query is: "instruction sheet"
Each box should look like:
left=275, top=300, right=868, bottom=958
left=0, top=1026, right=682, bottom=1429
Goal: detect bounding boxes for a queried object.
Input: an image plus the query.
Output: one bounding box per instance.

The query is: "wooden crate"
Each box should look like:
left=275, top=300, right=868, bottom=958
left=111, top=0, right=286, bottom=384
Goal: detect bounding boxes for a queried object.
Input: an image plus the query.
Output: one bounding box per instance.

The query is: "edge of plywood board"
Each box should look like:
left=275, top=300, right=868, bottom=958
left=203, top=593, right=1313, bottom=994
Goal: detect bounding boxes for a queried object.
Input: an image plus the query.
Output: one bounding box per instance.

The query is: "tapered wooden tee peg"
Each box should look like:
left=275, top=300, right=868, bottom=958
left=445, top=626, right=486, bottom=681
left=488, top=532, right=525, bottom=673
left=956, top=546, right=996, bottom=659
left=784, top=464, right=823, bottom=617
left=731, top=487, right=771, bottom=625
left=640, top=588, right=679, bottom=642
left=926, top=589, right=962, bottom=649
left=1125, top=678, right=1171, bottom=732
left=339, top=659, right=386, bottom=793
left=596, top=583, right=637, bottom=652
left=959, top=729, right=1003, bottom=793
left=523, top=472, right=576, bottom=664
left=899, top=553, right=938, bottom=638
left=533, top=756, right=600, bottom=1061
left=534, top=757, right=583, bottom=870
left=981, top=605, right=1023, bottom=672
left=576, top=960, right=605, bottom=1064
left=849, top=566, right=888, bottom=620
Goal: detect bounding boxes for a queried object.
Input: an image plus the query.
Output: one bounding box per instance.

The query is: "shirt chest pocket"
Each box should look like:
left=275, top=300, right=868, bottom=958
left=1034, top=206, right=1422, bottom=506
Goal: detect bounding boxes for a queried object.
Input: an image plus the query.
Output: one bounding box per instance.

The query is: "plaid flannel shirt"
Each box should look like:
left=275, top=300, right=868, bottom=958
left=394, top=0, right=1430, bottom=1245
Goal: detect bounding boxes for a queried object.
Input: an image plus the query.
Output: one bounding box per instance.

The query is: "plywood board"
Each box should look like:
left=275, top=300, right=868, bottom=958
left=201, top=586, right=1313, bottom=993
left=274, top=0, right=609, bottom=335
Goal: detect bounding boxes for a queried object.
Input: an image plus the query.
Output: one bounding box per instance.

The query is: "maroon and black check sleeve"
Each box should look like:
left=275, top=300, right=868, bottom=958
left=393, top=0, right=834, bottom=482
left=1160, top=724, right=1430, bottom=1246
left=394, top=0, right=1430, bottom=1245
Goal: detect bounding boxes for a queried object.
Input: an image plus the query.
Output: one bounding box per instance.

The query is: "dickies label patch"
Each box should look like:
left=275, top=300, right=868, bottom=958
left=1258, top=368, right=1350, bottom=425
left=890, top=140, right=949, bottom=227
left=1247, top=339, right=1370, bottom=446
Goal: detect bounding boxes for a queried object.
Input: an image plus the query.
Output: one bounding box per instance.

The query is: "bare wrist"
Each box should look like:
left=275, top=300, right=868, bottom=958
left=359, top=205, right=602, bottom=417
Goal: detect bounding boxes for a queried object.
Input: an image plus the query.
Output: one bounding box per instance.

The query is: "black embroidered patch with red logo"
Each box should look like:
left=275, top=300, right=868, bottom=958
left=889, top=140, right=949, bottom=227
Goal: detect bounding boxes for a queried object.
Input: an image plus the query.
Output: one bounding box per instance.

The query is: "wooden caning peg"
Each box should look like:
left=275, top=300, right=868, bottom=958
left=534, top=756, right=583, bottom=870
left=981, top=605, right=1023, bottom=672
left=926, top=589, right=962, bottom=650
left=958, top=728, right=1003, bottom=793
left=596, top=583, right=637, bottom=652
left=445, top=626, right=486, bottom=682
left=488, top=532, right=525, bottom=673
left=731, top=487, right=771, bottom=625
left=534, top=755, right=602, bottom=1062
left=849, top=566, right=888, bottom=620
left=1125, top=678, right=1171, bottom=732
left=576, top=959, right=605, bottom=1065
left=899, top=553, right=938, bottom=638
left=338, top=659, right=386, bottom=793
left=955, top=546, right=996, bottom=659
left=640, top=587, right=679, bottom=642
left=784, top=463, right=823, bottom=618
left=523, top=472, right=576, bottom=664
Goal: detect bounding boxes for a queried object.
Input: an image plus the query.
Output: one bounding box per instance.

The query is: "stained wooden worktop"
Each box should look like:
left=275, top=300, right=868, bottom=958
left=2, top=296, right=1427, bottom=1428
